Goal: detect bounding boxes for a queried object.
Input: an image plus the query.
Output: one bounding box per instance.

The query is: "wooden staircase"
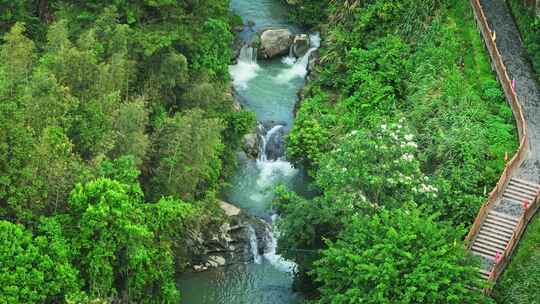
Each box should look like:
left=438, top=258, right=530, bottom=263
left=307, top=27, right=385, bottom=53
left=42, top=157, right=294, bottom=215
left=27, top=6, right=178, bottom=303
left=503, top=178, right=540, bottom=206
left=470, top=177, right=540, bottom=281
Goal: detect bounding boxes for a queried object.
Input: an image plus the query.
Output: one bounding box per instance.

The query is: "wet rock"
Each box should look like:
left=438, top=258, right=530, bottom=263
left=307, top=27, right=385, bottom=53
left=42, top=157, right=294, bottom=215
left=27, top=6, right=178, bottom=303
left=260, top=28, right=293, bottom=59
left=194, top=201, right=270, bottom=271
left=293, top=34, right=310, bottom=57
left=242, top=133, right=260, bottom=158
left=193, top=265, right=207, bottom=272
left=266, top=127, right=286, bottom=161
left=220, top=201, right=241, bottom=217
left=307, top=49, right=320, bottom=74
left=207, top=256, right=227, bottom=267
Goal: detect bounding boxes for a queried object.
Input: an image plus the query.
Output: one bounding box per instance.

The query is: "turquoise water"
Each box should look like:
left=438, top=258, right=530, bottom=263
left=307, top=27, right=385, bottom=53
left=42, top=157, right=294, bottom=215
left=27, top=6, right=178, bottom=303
left=177, top=1, right=315, bottom=303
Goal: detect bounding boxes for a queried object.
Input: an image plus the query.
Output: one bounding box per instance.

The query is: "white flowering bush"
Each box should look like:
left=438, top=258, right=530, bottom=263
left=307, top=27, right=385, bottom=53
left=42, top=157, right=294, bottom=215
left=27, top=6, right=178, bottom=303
left=316, top=119, right=438, bottom=210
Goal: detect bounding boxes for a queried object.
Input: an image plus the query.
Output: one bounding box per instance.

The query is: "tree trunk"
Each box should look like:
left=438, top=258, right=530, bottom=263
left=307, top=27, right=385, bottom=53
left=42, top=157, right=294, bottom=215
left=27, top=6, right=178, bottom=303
left=37, top=0, right=53, bottom=24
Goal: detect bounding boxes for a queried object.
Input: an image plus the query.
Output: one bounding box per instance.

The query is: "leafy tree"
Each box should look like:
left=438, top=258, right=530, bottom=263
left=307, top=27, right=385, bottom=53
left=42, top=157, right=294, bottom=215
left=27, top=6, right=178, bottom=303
left=21, top=67, right=78, bottom=134
left=0, top=1, right=42, bottom=36
left=144, top=196, right=202, bottom=270
left=0, top=219, right=80, bottom=303
left=68, top=178, right=180, bottom=303
left=109, top=98, right=150, bottom=165
left=313, top=209, right=491, bottom=304
left=0, top=22, right=36, bottom=91
left=151, top=109, right=224, bottom=200
left=191, top=18, right=233, bottom=78
left=316, top=121, right=438, bottom=211
left=32, top=127, right=84, bottom=215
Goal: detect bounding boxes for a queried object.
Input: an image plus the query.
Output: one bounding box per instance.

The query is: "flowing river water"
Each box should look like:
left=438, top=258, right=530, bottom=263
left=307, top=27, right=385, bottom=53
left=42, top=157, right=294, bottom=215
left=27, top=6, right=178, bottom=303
left=177, top=0, right=318, bottom=303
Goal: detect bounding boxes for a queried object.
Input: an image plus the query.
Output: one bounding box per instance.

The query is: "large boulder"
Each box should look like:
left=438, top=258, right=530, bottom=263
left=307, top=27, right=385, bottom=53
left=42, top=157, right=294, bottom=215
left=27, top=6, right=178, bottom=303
left=191, top=201, right=270, bottom=271
left=260, top=29, right=293, bottom=59
left=265, top=126, right=286, bottom=160
left=242, top=133, right=260, bottom=158
left=293, top=34, right=310, bottom=58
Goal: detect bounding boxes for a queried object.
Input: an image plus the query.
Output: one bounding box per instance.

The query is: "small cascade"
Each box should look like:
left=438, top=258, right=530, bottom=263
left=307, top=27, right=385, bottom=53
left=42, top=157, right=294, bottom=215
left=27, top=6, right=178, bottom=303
left=263, top=215, right=296, bottom=273
left=258, top=124, right=284, bottom=162
left=239, top=45, right=258, bottom=64
left=281, top=44, right=297, bottom=66
left=247, top=225, right=262, bottom=264
left=229, top=45, right=261, bottom=90
left=275, top=33, right=321, bottom=84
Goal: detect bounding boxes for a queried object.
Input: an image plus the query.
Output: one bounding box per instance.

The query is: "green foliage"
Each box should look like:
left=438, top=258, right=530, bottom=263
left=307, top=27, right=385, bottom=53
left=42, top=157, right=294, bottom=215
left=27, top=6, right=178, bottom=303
left=280, top=0, right=518, bottom=298
left=313, top=209, right=492, bottom=304
left=191, top=18, right=233, bottom=78
left=110, top=98, right=150, bottom=165
left=316, top=122, right=437, bottom=211
left=0, top=219, right=80, bottom=303
left=281, top=0, right=330, bottom=28
left=151, top=109, right=224, bottom=200
left=286, top=0, right=516, bottom=226
left=144, top=196, right=203, bottom=270
left=68, top=178, right=180, bottom=303
left=0, top=1, right=250, bottom=301
left=494, top=214, right=540, bottom=303
left=0, top=0, right=42, bottom=37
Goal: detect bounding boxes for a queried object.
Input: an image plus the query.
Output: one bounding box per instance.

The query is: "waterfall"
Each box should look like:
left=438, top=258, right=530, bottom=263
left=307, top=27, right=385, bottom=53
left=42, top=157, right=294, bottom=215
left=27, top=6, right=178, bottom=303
left=281, top=45, right=297, bottom=66
left=263, top=215, right=296, bottom=273
left=258, top=124, right=284, bottom=162
left=275, top=33, right=321, bottom=84
left=239, top=45, right=258, bottom=64
left=229, top=45, right=261, bottom=90
left=248, top=225, right=262, bottom=264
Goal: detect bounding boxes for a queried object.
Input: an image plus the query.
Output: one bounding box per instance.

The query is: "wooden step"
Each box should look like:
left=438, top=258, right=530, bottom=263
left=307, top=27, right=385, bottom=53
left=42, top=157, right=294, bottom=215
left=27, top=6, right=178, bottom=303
left=480, top=225, right=513, bottom=239
left=506, top=185, right=538, bottom=199
left=505, top=188, right=536, bottom=201
left=478, top=268, right=492, bottom=279
left=476, top=233, right=510, bottom=247
left=501, top=196, right=526, bottom=206
left=471, top=243, right=504, bottom=257
left=474, top=237, right=507, bottom=251
left=486, top=213, right=519, bottom=227
left=471, top=247, right=496, bottom=261
left=490, top=210, right=519, bottom=222
left=472, top=241, right=503, bottom=255
left=484, top=217, right=517, bottom=231
left=482, top=222, right=514, bottom=236
left=508, top=180, right=539, bottom=195
left=511, top=177, right=540, bottom=190
left=503, top=192, right=533, bottom=204
left=477, top=232, right=511, bottom=248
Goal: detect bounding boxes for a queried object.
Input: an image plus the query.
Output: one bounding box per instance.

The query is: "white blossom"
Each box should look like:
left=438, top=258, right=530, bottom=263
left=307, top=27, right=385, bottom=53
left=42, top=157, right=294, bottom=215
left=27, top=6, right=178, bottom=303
left=406, top=142, right=418, bottom=148
left=401, top=153, right=414, bottom=161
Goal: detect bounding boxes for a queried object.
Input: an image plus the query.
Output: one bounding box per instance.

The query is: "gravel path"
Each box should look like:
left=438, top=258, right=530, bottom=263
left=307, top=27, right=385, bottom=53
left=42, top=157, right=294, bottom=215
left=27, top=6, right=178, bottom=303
left=479, top=0, right=540, bottom=219
left=479, top=0, right=540, bottom=185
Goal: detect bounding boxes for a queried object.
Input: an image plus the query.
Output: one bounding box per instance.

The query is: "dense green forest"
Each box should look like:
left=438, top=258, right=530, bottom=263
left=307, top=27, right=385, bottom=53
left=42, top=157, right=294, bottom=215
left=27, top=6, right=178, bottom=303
left=0, top=0, right=532, bottom=303
left=277, top=0, right=517, bottom=302
left=0, top=1, right=254, bottom=302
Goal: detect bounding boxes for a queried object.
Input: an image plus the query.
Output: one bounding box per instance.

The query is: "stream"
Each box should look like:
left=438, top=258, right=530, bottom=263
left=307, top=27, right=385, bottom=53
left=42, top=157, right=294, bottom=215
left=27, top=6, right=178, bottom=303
left=177, top=0, right=318, bottom=303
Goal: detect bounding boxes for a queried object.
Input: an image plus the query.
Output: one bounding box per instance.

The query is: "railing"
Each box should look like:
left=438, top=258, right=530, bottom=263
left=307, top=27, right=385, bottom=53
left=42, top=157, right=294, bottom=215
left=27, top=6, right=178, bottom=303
left=466, top=0, right=539, bottom=291
left=488, top=194, right=540, bottom=285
